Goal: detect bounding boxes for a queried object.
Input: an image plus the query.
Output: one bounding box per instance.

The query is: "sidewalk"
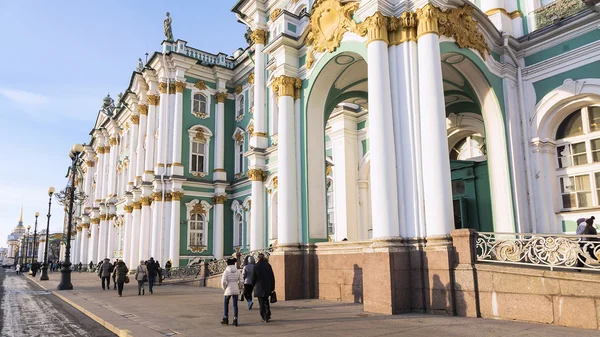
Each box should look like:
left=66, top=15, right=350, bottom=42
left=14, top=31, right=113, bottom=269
left=26, top=272, right=600, bottom=337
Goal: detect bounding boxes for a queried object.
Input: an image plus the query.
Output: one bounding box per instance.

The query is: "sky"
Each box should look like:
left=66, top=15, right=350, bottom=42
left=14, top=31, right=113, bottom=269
left=0, top=1, right=246, bottom=247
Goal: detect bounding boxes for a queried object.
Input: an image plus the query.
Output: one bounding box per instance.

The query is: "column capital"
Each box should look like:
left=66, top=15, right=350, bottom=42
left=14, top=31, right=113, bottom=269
left=138, top=104, right=148, bottom=115
left=165, top=192, right=173, bottom=202
left=104, top=146, right=111, bottom=153
left=158, top=82, right=168, bottom=94
left=96, top=146, right=106, bottom=154
left=248, top=73, right=255, bottom=84
left=248, top=169, right=267, bottom=182
left=91, top=218, right=100, bottom=224
left=213, top=194, right=228, bottom=204
left=357, top=11, right=389, bottom=45
left=175, top=81, right=186, bottom=93
left=130, top=115, right=140, bottom=125
left=250, top=29, right=267, bottom=45
left=124, top=205, right=134, bottom=213
left=294, top=78, right=302, bottom=100
left=148, top=95, right=160, bottom=106
left=215, top=92, right=228, bottom=104
left=152, top=191, right=163, bottom=201
left=171, top=191, right=184, bottom=201
left=86, top=160, right=95, bottom=167
left=140, top=196, right=153, bottom=206
left=416, top=3, right=440, bottom=38
left=81, top=223, right=90, bottom=228
left=99, top=214, right=107, bottom=221
left=400, top=12, right=418, bottom=44
left=109, top=137, right=118, bottom=147
left=272, top=75, right=298, bottom=97
left=132, top=201, right=142, bottom=210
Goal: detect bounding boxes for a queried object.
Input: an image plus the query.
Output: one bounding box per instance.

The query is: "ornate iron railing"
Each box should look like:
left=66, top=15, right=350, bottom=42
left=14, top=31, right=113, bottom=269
left=533, top=0, right=585, bottom=30
left=476, top=232, right=600, bottom=271
left=163, top=265, right=202, bottom=282
left=206, top=247, right=274, bottom=277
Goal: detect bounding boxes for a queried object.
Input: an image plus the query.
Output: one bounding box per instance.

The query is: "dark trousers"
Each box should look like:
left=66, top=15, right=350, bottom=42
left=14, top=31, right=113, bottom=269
left=112, top=274, right=117, bottom=289
left=137, top=281, right=145, bottom=294
left=257, top=296, right=271, bottom=321
left=101, top=276, right=110, bottom=289
left=243, top=284, right=254, bottom=302
left=117, top=282, right=124, bottom=296
left=223, top=295, right=239, bottom=319
left=148, top=276, right=155, bottom=293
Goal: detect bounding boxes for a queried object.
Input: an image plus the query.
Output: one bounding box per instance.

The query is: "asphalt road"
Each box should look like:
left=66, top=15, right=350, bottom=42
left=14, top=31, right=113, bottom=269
left=0, top=267, right=115, bottom=337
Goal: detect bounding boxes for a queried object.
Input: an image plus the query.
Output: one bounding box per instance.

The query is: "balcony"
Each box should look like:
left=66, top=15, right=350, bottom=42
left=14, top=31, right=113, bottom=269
left=534, top=0, right=586, bottom=30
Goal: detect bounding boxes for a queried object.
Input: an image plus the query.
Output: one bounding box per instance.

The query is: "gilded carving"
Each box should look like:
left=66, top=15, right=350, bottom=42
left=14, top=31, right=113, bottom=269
left=171, top=191, right=184, bottom=201
left=191, top=203, right=206, bottom=215
left=140, top=196, right=153, bottom=206
left=189, top=245, right=207, bottom=253
left=234, top=132, right=244, bottom=142
left=294, top=77, right=302, bottom=100
left=248, top=124, right=255, bottom=137
left=130, top=115, right=140, bottom=125
left=248, top=169, right=267, bottom=182
left=86, top=160, right=95, bottom=167
left=270, top=8, right=282, bottom=21
left=247, top=73, right=255, bottom=84
left=437, top=5, right=491, bottom=60
left=90, top=218, right=100, bottom=224
left=175, top=81, right=186, bottom=93
left=165, top=192, right=172, bottom=202
left=213, top=195, right=227, bottom=204
left=97, top=147, right=105, bottom=154
left=138, top=104, right=148, bottom=115
left=132, top=201, right=142, bottom=210
left=104, top=146, right=111, bottom=153
left=109, top=137, right=118, bottom=146
left=99, top=214, right=107, bottom=221
left=235, top=86, right=243, bottom=95
left=355, top=12, right=389, bottom=45
left=272, top=75, right=297, bottom=97
left=305, top=0, right=360, bottom=68
left=148, top=95, right=160, bottom=106
left=416, top=3, right=440, bottom=37
left=169, top=83, right=176, bottom=93
left=194, top=80, right=207, bottom=91
left=158, top=82, right=167, bottom=94
left=250, top=29, right=267, bottom=45
left=193, top=129, right=207, bottom=142
left=215, top=92, right=228, bottom=103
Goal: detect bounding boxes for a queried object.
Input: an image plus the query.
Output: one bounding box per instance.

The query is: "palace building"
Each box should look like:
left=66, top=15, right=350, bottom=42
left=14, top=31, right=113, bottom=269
left=68, top=0, right=600, bottom=312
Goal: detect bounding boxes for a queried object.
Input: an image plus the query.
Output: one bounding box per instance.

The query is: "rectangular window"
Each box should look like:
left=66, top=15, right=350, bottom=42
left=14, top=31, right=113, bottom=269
left=560, top=174, right=592, bottom=209
left=189, top=214, right=204, bottom=246
left=237, top=143, right=244, bottom=174
left=191, top=142, right=206, bottom=173
left=591, top=138, right=600, bottom=162
left=589, top=107, right=600, bottom=133
left=557, top=142, right=587, bottom=168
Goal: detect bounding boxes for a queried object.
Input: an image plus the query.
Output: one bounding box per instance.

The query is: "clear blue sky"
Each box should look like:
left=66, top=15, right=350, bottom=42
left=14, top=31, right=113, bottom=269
left=0, top=1, right=246, bottom=246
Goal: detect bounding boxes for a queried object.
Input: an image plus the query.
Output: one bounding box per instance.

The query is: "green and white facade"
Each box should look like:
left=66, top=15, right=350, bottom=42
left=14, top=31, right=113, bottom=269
left=70, top=0, right=600, bottom=268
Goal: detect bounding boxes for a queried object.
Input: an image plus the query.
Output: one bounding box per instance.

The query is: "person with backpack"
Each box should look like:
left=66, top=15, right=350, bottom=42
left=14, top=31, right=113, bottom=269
left=242, top=255, right=256, bottom=310
left=221, top=258, right=243, bottom=326
left=98, top=258, right=112, bottom=290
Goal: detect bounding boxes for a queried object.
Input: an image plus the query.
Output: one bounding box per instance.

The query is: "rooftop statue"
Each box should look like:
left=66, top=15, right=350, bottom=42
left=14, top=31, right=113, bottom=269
left=136, top=58, right=144, bottom=72
left=164, top=12, right=174, bottom=42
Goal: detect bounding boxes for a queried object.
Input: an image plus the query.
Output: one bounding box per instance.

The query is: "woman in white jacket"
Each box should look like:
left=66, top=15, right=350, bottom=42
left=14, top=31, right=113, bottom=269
left=221, top=258, right=243, bottom=326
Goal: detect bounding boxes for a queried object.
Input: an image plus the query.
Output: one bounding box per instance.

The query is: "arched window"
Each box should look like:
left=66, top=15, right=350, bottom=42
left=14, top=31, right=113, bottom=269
left=185, top=199, right=212, bottom=251
left=249, top=88, right=254, bottom=113
left=237, top=95, right=245, bottom=117
left=235, top=214, right=243, bottom=247
left=189, top=213, right=205, bottom=247
left=187, top=126, right=213, bottom=177
left=193, top=93, right=207, bottom=115
left=449, top=135, right=487, bottom=160
left=555, top=105, right=600, bottom=210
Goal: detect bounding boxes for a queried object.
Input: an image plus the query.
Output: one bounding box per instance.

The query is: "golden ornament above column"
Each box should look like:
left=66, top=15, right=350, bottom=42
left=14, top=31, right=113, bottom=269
left=270, top=8, right=282, bottom=21
left=305, top=0, right=360, bottom=69
left=104, top=146, right=111, bottom=153
left=81, top=223, right=90, bottom=229
left=86, top=160, right=95, bottom=167
left=132, top=201, right=142, bottom=210
left=99, top=214, right=107, bottom=221
left=437, top=5, right=490, bottom=60
left=171, top=191, right=185, bottom=201
left=130, top=115, right=140, bottom=125
left=215, top=92, right=228, bottom=103
left=272, top=75, right=297, bottom=97
left=194, top=80, right=207, bottom=91
left=90, top=218, right=100, bottom=225
left=158, top=82, right=168, bottom=94
left=355, top=12, right=389, bottom=45
left=140, top=196, right=153, bottom=206
left=138, top=104, right=148, bottom=115
left=248, top=73, right=255, bottom=84
left=250, top=29, right=267, bottom=45
left=152, top=191, right=163, bottom=201
left=400, top=12, right=418, bottom=44
left=248, top=169, right=267, bottom=182
left=148, top=95, right=160, bottom=106
left=169, top=83, right=176, bottom=93
left=124, top=205, right=134, bottom=213
left=235, top=86, right=243, bottom=95
left=294, top=78, right=302, bottom=100
left=109, top=137, right=118, bottom=146
left=213, top=195, right=228, bottom=204
left=175, top=81, right=186, bottom=93
left=97, top=147, right=106, bottom=154
left=416, top=3, right=440, bottom=38
left=165, top=192, right=173, bottom=202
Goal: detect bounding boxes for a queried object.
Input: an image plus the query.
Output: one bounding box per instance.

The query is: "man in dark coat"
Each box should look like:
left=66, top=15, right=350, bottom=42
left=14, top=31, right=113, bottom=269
left=146, top=257, right=159, bottom=294
left=251, top=253, right=275, bottom=322
left=98, top=258, right=112, bottom=290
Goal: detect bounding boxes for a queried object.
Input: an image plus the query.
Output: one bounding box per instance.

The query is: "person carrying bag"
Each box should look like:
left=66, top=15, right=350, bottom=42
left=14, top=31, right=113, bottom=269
left=135, top=260, right=148, bottom=295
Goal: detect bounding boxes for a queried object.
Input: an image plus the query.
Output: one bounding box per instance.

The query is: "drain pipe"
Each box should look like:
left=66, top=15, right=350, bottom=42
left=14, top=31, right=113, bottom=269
left=503, top=33, right=537, bottom=233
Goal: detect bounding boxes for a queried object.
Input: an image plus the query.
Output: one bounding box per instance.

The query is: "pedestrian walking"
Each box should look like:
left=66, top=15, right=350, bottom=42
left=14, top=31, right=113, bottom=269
left=15, top=263, right=21, bottom=275
left=242, top=255, right=255, bottom=310
left=221, top=258, right=243, bottom=326
left=89, top=261, right=94, bottom=272
left=114, top=260, right=129, bottom=297
left=135, top=260, right=148, bottom=295
left=78, top=262, right=83, bottom=273
left=165, top=260, right=172, bottom=278
left=146, top=257, right=158, bottom=294
left=98, top=258, right=112, bottom=290
left=112, top=259, right=118, bottom=290
left=251, top=253, right=275, bottom=322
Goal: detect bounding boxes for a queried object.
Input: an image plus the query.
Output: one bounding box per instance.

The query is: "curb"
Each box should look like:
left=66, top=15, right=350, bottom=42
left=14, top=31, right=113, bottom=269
left=26, top=275, right=133, bottom=337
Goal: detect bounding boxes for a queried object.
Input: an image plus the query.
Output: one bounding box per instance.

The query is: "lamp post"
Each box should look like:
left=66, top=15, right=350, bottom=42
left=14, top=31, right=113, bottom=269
left=57, top=143, right=85, bottom=291
left=40, top=187, right=55, bottom=280
left=32, top=212, right=39, bottom=264
left=25, top=226, right=30, bottom=270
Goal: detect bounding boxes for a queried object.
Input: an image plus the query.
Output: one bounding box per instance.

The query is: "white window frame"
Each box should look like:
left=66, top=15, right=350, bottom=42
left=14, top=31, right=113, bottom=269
left=232, top=127, right=246, bottom=176
left=231, top=200, right=244, bottom=248
left=185, top=199, right=213, bottom=250
left=189, top=86, right=213, bottom=119
left=243, top=197, right=251, bottom=248
left=249, top=87, right=255, bottom=114
left=236, top=93, right=245, bottom=122
left=187, top=126, right=213, bottom=177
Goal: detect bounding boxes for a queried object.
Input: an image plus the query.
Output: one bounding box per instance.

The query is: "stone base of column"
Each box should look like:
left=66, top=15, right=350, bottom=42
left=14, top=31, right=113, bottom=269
left=171, top=163, right=184, bottom=176
left=269, top=244, right=305, bottom=301
left=362, top=238, right=411, bottom=315
left=213, top=170, right=227, bottom=181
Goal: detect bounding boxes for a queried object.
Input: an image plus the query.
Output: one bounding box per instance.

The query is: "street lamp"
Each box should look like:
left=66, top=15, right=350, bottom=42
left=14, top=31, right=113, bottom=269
left=25, top=226, right=30, bottom=270
left=32, top=212, right=39, bottom=265
left=40, top=187, right=55, bottom=280
left=56, top=143, right=85, bottom=291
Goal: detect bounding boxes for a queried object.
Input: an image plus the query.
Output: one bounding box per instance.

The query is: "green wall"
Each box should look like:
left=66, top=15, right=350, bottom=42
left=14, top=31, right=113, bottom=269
left=525, top=30, right=600, bottom=66
left=533, top=61, right=600, bottom=103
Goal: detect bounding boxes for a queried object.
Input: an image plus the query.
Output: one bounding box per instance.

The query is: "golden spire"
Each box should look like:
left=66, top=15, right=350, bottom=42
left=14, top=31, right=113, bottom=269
left=18, top=203, right=23, bottom=223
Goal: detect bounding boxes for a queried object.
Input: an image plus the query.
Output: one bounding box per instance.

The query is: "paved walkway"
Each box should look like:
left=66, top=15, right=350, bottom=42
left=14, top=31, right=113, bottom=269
left=25, top=272, right=600, bottom=337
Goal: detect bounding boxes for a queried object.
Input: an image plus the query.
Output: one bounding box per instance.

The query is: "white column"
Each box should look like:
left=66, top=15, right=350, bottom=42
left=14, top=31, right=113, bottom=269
left=80, top=225, right=89, bottom=267
left=136, top=105, right=148, bottom=183
left=249, top=169, right=266, bottom=250
left=213, top=194, right=226, bottom=259
left=139, top=192, right=152, bottom=261
left=130, top=197, right=142, bottom=268
left=162, top=196, right=172, bottom=265
left=74, top=227, right=82, bottom=264
left=94, top=143, right=105, bottom=207
left=214, top=92, right=227, bottom=181
left=169, top=191, right=182, bottom=267
left=90, top=209, right=100, bottom=263
left=155, top=81, right=168, bottom=172
left=172, top=81, right=185, bottom=176
left=329, top=110, right=360, bottom=241
left=273, top=76, right=299, bottom=244
left=417, top=6, right=454, bottom=237
left=123, top=204, right=132, bottom=265
left=531, top=139, right=557, bottom=233
left=151, top=192, right=162, bottom=259
left=98, top=205, right=108, bottom=261
left=250, top=29, right=268, bottom=149
left=101, top=137, right=111, bottom=200
left=106, top=205, right=116, bottom=259
left=143, top=96, right=158, bottom=181
left=107, top=136, right=119, bottom=198
left=37, top=240, right=44, bottom=262
left=364, top=13, right=400, bottom=238
left=60, top=243, right=65, bottom=262
left=128, top=114, right=139, bottom=191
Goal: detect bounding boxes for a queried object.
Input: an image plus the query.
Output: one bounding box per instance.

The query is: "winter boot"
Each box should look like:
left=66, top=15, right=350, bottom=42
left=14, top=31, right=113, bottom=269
left=221, top=317, right=228, bottom=325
